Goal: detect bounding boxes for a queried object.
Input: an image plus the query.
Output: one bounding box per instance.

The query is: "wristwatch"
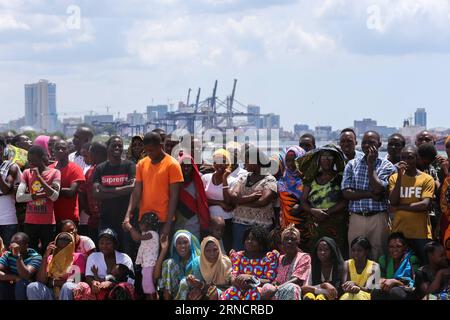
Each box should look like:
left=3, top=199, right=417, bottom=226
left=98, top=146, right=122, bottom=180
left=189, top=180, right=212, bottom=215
left=16, top=253, right=22, bottom=260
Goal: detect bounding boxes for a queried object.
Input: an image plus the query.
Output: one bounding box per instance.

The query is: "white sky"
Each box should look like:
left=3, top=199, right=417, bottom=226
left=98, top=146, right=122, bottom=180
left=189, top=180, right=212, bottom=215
left=0, top=0, right=449, bottom=131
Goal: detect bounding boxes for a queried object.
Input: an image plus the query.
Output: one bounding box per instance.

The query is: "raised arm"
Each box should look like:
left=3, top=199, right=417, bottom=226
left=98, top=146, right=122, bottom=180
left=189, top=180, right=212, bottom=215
left=153, top=235, right=170, bottom=282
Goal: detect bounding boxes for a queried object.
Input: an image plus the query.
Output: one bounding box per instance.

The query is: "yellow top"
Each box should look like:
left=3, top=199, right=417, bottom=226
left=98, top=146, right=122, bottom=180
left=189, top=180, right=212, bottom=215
left=388, top=172, right=435, bottom=239
left=348, top=259, right=374, bottom=287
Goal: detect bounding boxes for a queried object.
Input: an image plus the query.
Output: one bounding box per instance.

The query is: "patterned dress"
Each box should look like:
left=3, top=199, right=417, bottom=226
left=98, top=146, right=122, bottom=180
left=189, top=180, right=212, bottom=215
left=304, top=175, right=348, bottom=255
left=220, top=250, right=279, bottom=300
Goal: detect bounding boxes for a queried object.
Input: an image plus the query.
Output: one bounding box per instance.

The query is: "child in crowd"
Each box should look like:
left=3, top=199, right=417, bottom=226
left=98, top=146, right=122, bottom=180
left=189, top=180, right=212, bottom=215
left=124, top=212, right=159, bottom=300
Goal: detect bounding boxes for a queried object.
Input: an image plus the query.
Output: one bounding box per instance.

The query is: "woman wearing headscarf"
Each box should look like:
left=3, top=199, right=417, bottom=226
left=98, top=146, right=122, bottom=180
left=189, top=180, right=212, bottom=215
left=33, top=135, right=51, bottom=164
left=158, top=230, right=201, bottom=300
left=261, top=224, right=311, bottom=300
left=302, top=237, right=344, bottom=300
left=27, top=232, right=87, bottom=300
left=299, top=145, right=348, bottom=256
left=277, top=146, right=306, bottom=232
left=177, top=236, right=232, bottom=300
left=126, top=135, right=146, bottom=164
left=175, top=155, right=210, bottom=239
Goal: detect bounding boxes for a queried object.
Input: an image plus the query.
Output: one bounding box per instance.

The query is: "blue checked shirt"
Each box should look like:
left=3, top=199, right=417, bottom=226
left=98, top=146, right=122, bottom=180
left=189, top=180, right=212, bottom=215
left=342, top=156, right=397, bottom=213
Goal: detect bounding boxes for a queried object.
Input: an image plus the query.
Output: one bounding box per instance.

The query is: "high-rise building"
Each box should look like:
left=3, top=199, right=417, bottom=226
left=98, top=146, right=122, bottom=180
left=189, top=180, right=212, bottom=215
left=24, top=79, right=58, bottom=132
left=247, top=105, right=260, bottom=128
left=260, top=113, right=280, bottom=129
left=414, top=108, right=427, bottom=128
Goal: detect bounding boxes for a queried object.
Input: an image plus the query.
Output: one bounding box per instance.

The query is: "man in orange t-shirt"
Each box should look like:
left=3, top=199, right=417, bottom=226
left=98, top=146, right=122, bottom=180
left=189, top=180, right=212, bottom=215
left=123, top=132, right=183, bottom=239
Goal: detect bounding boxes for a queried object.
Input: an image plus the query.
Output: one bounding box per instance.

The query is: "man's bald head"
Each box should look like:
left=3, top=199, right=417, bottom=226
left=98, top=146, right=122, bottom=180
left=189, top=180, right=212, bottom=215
left=415, top=130, right=435, bottom=147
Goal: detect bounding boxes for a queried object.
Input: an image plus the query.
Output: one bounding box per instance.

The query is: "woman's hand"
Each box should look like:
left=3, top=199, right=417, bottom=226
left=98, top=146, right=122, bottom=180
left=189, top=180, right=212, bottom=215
left=381, top=279, right=403, bottom=291
left=349, top=285, right=360, bottom=294
left=342, top=281, right=356, bottom=293
left=44, top=241, right=56, bottom=258
left=320, top=282, right=338, bottom=300
left=223, top=169, right=232, bottom=181
left=235, top=274, right=254, bottom=290
left=187, top=275, right=203, bottom=289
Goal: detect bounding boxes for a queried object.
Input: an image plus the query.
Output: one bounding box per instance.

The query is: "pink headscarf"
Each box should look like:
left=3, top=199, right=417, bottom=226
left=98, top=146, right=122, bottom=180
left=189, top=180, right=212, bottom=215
left=33, top=135, right=50, bottom=157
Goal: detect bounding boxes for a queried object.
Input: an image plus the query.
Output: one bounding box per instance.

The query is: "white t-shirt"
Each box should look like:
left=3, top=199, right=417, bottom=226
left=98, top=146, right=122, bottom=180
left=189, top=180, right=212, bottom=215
left=85, top=251, right=134, bottom=285
left=0, top=161, right=22, bottom=225
left=201, top=173, right=239, bottom=220
left=76, top=235, right=96, bottom=255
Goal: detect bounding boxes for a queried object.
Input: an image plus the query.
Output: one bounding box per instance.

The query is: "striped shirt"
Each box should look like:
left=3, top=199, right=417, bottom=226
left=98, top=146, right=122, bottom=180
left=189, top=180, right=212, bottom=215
left=0, top=248, right=42, bottom=275
left=342, top=156, right=396, bottom=213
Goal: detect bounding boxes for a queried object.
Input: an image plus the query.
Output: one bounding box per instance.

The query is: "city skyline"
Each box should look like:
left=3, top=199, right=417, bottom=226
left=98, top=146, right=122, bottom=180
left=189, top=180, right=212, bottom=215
left=0, top=1, right=449, bottom=130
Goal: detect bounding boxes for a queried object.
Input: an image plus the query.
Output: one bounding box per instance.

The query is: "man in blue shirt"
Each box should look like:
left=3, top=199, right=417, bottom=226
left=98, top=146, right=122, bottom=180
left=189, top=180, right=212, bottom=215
left=0, top=232, right=42, bottom=300
left=342, top=131, right=397, bottom=261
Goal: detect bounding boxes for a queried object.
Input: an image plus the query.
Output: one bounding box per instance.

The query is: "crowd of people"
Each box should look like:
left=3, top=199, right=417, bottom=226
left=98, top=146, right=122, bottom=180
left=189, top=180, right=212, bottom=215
left=0, top=126, right=449, bottom=301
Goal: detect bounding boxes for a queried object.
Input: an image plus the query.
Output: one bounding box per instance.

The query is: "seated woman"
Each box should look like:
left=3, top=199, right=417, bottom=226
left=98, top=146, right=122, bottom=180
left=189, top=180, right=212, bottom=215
left=60, top=220, right=96, bottom=256
left=414, top=241, right=450, bottom=300
left=177, top=236, right=232, bottom=300
left=27, top=232, right=86, bottom=300
left=261, top=224, right=311, bottom=300
left=220, top=225, right=279, bottom=300
left=72, top=228, right=135, bottom=300
left=340, top=236, right=380, bottom=300
left=174, top=155, right=210, bottom=240
left=302, top=236, right=344, bottom=300
left=158, top=230, right=201, bottom=300
left=372, top=232, right=419, bottom=300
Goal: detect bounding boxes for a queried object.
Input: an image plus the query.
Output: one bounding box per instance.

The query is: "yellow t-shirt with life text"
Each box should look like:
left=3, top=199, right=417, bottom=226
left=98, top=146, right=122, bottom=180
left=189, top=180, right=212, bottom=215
left=388, top=172, right=435, bottom=239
